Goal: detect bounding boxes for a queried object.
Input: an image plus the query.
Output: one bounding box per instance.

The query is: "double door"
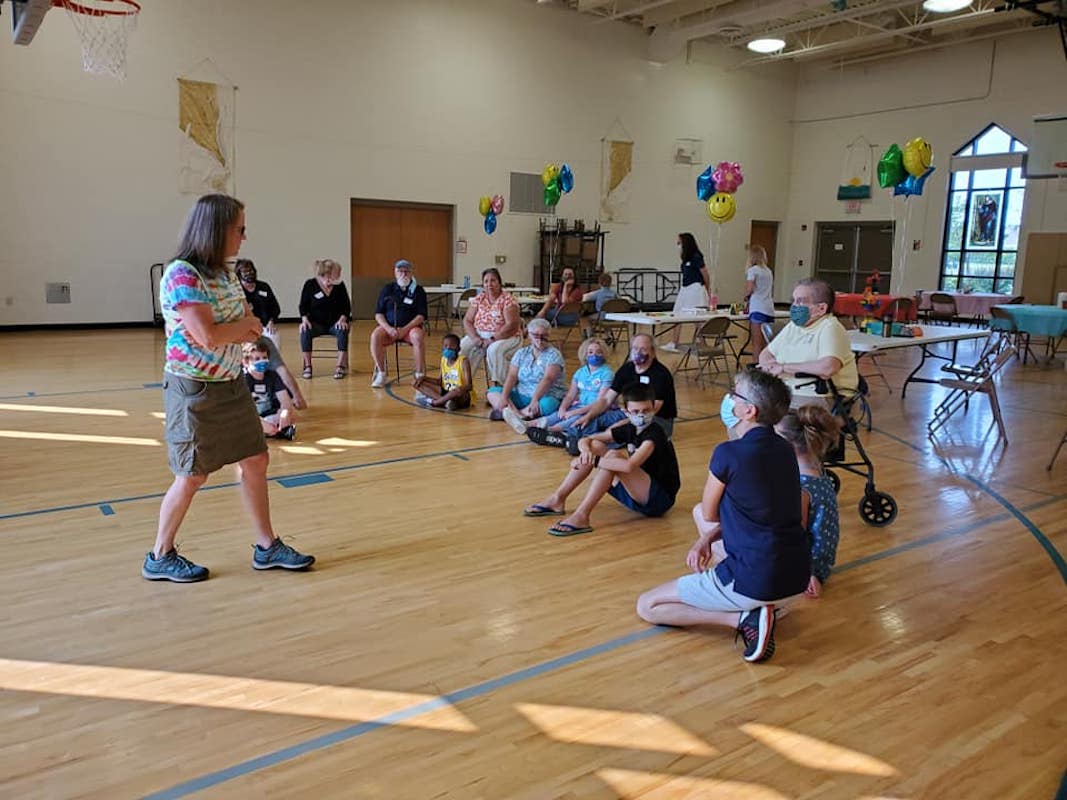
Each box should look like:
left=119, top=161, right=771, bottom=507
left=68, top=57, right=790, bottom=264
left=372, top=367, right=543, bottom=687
left=814, top=222, right=894, bottom=293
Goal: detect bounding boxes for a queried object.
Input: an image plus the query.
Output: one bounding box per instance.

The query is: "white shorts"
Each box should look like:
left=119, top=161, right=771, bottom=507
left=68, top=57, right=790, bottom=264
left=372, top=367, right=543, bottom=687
left=673, top=283, right=709, bottom=313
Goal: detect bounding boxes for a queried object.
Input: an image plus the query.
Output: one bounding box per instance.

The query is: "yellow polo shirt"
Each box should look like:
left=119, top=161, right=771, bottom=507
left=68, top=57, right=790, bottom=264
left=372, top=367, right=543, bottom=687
left=767, top=314, right=858, bottom=398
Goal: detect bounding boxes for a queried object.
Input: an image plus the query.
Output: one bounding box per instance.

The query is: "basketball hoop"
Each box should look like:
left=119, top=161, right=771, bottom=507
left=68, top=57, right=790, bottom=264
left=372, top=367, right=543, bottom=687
left=54, top=0, right=140, bottom=80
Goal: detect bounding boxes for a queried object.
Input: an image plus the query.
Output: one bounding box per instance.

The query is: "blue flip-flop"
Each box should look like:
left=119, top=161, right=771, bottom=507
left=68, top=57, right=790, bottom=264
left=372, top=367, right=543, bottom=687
left=524, top=504, right=564, bottom=517
left=548, top=522, right=594, bottom=536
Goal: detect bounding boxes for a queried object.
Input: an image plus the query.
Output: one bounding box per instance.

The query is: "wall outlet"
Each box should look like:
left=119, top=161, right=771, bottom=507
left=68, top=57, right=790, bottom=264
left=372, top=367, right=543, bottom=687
left=494, top=255, right=506, bottom=264
left=46, top=282, right=71, bottom=304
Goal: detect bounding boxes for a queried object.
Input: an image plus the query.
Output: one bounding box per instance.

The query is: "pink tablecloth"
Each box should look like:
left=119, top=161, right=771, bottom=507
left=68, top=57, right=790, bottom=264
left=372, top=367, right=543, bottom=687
left=835, top=293, right=917, bottom=321
left=917, top=291, right=1010, bottom=317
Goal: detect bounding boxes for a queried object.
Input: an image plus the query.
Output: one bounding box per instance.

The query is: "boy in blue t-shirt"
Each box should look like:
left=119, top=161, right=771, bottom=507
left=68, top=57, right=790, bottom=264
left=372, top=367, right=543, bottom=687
left=243, top=340, right=297, bottom=440
left=636, top=368, right=809, bottom=663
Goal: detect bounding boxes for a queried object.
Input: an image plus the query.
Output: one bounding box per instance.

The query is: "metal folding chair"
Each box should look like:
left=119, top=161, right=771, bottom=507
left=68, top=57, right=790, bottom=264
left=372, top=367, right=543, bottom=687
left=928, top=346, right=1016, bottom=443
left=675, top=316, right=733, bottom=386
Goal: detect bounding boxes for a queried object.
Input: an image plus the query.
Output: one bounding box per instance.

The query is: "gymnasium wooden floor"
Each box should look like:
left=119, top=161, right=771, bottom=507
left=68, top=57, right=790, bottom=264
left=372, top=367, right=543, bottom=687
left=1, top=322, right=1064, bottom=800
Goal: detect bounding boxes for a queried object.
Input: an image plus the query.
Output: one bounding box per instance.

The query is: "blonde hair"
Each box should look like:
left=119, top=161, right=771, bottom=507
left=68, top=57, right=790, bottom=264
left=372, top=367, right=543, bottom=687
left=314, top=258, right=342, bottom=277
left=748, top=245, right=768, bottom=267
left=577, top=337, right=608, bottom=362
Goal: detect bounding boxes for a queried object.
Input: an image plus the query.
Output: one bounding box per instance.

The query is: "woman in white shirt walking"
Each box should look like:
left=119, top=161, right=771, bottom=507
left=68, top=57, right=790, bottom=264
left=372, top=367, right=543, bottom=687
left=744, top=245, right=775, bottom=362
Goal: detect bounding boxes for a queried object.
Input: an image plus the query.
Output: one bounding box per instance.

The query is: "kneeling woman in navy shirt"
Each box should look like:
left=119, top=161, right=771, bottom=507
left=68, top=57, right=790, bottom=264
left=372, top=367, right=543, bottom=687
left=636, top=368, right=809, bottom=664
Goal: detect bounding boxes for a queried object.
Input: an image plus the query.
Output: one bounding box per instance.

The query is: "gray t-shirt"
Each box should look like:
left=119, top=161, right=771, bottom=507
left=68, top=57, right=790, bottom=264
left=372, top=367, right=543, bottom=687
left=746, top=264, right=774, bottom=317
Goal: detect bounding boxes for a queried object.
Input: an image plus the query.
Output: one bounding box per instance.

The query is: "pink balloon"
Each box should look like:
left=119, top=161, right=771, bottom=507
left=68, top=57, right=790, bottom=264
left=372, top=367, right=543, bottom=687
left=712, top=161, right=744, bottom=194
left=490, top=194, right=504, bottom=216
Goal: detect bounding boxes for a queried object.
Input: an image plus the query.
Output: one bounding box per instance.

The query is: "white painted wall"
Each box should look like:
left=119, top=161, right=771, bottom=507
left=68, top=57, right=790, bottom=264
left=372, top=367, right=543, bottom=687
left=0, top=0, right=796, bottom=324
left=779, top=30, right=1067, bottom=302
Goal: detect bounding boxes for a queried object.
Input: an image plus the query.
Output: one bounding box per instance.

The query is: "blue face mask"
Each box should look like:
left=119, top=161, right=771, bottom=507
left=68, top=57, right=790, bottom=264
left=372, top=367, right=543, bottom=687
left=789, top=303, right=811, bottom=326
left=442, top=348, right=458, bottom=361
left=720, top=393, right=740, bottom=430
left=251, top=359, right=270, bottom=374
left=628, top=412, right=650, bottom=429
left=586, top=354, right=605, bottom=367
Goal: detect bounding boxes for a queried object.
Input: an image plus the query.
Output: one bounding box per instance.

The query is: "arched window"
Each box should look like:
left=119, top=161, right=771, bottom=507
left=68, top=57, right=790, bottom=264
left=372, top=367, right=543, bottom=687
left=940, top=124, right=1027, bottom=294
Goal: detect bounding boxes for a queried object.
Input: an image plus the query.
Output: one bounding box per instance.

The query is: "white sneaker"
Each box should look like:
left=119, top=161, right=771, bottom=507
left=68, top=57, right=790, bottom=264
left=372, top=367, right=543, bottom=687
left=660, top=342, right=679, bottom=353
left=502, top=407, right=528, bottom=435
left=371, top=369, right=387, bottom=388
left=531, top=417, right=549, bottom=430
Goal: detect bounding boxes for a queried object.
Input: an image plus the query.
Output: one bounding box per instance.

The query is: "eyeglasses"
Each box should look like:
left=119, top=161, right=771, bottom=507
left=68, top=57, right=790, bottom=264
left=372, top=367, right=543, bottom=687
left=529, top=333, right=550, bottom=340
left=729, top=388, right=754, bottom=406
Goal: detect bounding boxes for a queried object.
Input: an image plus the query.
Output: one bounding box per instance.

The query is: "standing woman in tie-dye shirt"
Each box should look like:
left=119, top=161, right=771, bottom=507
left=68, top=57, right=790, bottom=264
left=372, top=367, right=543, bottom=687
left=142, top=194, right=315, bottom=583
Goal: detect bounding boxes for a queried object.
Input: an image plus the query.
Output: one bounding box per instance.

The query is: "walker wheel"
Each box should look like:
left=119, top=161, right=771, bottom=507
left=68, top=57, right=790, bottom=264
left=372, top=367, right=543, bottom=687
left=826, top=470, right=841, bottom=494
left=859, top=491, right=897, bottom=527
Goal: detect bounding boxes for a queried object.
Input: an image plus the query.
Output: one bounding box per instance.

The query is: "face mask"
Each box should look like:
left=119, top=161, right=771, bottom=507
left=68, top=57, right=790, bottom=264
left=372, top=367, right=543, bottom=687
left=720, top=393, right=740, bottom=430
left=442, top=348, right=458, bottom=360
left=397, top=276, right=411, bottom=288
left=586, top=354, right=605, bottom=367
left=790, top=303, right=811, bottom=326
left=631, top=350, right=650, bottom=366
left=251, top=359, right=270, bottom=373
left=628, top=412, right=650, bottom=429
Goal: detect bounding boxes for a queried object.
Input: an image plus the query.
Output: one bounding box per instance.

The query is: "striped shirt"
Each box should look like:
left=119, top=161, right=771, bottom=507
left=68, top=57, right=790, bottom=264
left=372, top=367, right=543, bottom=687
left=161, top=259, right=245, bottom=381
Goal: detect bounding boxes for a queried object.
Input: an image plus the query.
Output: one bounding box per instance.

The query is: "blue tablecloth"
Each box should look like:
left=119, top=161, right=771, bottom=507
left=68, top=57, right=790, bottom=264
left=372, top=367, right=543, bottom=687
left=989, top=305, right=1067, bottom=338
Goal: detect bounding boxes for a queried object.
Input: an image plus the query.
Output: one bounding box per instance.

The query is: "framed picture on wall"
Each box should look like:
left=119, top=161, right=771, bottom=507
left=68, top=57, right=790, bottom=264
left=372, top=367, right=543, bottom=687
left=968, top=192, right=1001, bottom=249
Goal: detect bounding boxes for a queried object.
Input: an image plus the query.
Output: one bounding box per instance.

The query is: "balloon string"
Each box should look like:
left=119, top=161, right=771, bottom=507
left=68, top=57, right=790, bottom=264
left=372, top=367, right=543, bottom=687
left=897, top=200, right=913, bottom=294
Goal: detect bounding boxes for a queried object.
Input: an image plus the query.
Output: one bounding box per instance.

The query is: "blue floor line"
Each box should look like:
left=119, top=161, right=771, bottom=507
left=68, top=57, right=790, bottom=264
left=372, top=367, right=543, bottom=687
left=99, top=504, right=115, bottom=516
left=141, top=627, right=669, bottom=800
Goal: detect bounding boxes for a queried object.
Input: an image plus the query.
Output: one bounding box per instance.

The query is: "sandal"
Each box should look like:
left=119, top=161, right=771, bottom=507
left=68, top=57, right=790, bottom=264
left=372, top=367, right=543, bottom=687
left=333, top=367, right=347, bottom=380
left=302, top=367, right=312, bottom=379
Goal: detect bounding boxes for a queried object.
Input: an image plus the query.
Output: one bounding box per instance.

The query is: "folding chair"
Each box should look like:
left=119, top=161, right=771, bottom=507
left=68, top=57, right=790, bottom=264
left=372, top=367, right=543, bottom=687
left=928, top=292, right=959, bottom=326
left=1048, top=427, right=1067, bottom=471
left=675, top=316, right=733, bottom=386
left=454, top=289, right=477, bottom=324
left=928, top=346, right=1015, bottom=443
left=594, top=297, right=633, bottom=349
left=426, top=293, right=449, bottom=330
left=989, top=305, right=1038, bottom=365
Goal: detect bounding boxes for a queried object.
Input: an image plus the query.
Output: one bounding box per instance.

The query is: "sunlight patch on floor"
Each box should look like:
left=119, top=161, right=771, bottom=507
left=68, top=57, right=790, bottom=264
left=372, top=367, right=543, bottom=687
left=278, top=445, right=326, bottom=455
left=516, top=703, right=715, bottom=756
left=0, top=403, right=129, bottom=417
left=316, top=437, right=378, bottom=448
left=741, top=723, right=898, bottom=777
left=0, top=658, right=476, bottom=731
left=597, top=767, right=790, bottom=799
left=0, top=430, right=160, bottom=446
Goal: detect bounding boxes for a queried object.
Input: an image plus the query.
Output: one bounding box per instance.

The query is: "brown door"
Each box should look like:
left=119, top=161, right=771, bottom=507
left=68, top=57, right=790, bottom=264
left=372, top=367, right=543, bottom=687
left=748, top=220, right=780, bottom=291
left=350, top=201, right=453, bottom=319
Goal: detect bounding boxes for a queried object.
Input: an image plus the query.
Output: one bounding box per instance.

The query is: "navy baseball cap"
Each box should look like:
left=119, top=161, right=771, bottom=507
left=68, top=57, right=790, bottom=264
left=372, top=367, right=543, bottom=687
left=394, top=259, right=413, bottom=271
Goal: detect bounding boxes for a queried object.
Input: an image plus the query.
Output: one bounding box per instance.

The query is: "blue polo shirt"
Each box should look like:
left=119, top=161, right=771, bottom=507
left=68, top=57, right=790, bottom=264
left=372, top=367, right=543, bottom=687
left=711, top=425, right=810, bottom=601
left=375, top=282, right=428, bottom=328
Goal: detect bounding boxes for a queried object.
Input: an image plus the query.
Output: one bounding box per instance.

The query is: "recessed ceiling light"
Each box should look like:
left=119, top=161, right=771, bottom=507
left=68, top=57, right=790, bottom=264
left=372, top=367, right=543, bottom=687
left=747, top=38, right=786, bottom=53
left=922, top=0, right=970, bottom=11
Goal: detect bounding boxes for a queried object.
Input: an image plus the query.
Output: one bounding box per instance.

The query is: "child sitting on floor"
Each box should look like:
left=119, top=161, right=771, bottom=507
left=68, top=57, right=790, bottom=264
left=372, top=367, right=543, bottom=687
left=635, top=368, right=808, bottom=664
left=776, top=405, right=842, bottom=598
left=243, top=339, right=297, bottom=440
left=413, top=333, right=474, bottom=411
left=521, top=383, right=680, bottom=536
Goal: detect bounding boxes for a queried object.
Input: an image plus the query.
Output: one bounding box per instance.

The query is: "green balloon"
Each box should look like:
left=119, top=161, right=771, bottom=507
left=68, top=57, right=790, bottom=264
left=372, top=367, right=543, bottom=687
left=543, top=178, right=561, bottom=207
left=877, top=144, right=905, bottom=189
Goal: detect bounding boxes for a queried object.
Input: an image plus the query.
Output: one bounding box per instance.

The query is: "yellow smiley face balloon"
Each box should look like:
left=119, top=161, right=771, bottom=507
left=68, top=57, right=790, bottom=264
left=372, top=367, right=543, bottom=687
left=707, top=192, right=736, bottom=224
left=903, top=137, right=933, bottom=177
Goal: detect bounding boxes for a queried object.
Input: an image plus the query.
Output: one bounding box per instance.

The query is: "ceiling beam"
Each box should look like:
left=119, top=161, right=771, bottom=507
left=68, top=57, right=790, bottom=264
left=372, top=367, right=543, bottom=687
left=577, top=0, right=615, bottom=11
left=642, top=0, right=722, bottom=27
left=595, top=0, right=678, bottom=22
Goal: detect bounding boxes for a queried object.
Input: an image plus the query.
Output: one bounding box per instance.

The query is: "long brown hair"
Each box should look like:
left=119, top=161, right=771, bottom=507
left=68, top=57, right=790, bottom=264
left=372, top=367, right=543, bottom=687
left=173, top=194, right=244, bottom=277
left=777, top=404, right=842, bottom=461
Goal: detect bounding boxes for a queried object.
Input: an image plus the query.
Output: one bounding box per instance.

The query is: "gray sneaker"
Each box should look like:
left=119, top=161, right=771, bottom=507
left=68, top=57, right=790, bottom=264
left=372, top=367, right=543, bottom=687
left=142, top=548, right=209, bottom=582
left=253, top=538, right=315, bottom=571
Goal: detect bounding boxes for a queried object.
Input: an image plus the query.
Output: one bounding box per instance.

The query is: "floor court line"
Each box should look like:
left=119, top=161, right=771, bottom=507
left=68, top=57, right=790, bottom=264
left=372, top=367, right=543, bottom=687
left=142, top=494, right=1062, bottom=799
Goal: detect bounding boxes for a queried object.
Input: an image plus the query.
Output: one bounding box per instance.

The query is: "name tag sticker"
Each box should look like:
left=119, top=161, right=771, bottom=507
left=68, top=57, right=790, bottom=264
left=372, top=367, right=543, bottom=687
left=258, top=290, right=268, bottom=297
left=639, top=375, right=650, bottom=384
left=314, top=291, right=325, bottom=299
left=255, top=384, right=266, bottom=392
left=403, top=297, right=414, bottom=305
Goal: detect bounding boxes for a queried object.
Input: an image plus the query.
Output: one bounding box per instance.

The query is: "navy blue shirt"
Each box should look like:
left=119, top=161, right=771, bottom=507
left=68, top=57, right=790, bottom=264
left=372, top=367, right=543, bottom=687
left=711, top=425, right=810, bottom=601
left=680, top=252, right=706, bottom=287
left=375, top=282, right=428, bottom=328
left=610, top=421, right=681, bottom=496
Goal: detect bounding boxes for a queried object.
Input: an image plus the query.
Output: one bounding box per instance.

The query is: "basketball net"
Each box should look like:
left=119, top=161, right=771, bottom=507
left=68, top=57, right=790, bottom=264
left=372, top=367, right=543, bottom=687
left=57, top=0, right=140, bottom=80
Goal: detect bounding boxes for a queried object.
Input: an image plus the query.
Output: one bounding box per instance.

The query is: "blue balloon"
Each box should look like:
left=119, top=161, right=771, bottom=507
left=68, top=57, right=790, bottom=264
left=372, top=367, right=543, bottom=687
left=893, top=166, right=935, bottom=198
left=559, top=164, right=574, bottom=194
left=484, top=212, right=497, bottom=235
left=696, top=166, right=716, bottom=201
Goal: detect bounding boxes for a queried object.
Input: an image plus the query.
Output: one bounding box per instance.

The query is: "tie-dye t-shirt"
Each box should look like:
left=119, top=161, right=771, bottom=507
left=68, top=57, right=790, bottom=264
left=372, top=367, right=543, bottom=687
left=160, top=259, right=245, bottom=381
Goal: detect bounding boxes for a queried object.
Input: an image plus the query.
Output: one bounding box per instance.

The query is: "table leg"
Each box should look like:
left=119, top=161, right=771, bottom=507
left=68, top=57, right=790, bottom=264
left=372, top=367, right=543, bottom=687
left=901, top=343, right=933, bottom=399
left=731, top=319, right=752, bottom=371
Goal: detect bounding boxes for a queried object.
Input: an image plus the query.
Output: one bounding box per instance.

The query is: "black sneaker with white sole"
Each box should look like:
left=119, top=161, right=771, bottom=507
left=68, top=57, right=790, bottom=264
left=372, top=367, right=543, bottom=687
left=253, top=538, right=315, bottom=571
left=736, top=605, right=777, bottom=663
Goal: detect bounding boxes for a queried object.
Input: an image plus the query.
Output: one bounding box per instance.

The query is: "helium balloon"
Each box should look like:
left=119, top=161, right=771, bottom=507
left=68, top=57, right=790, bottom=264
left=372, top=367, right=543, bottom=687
left=903, top=137, right=933, bottom=178
left=542, top=163, right=560, bottom=187
left=696, top=166, right=716, bottom=201
left=478, top=196, right=492, bottom=217
left=544, top=178, right=561, bottom=207
left=893, top=166, right=936, bottom=198
left=484, top=212, right=497, bottom=235
left=559, top=164, right=574, bottom=194
left=706, top=192, right=736, bottom=223
left=712, top=161, right=744, bottom=194
left=490, top=194, right=504, bottom=215
left=877, top=144, right=905, bottom=189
